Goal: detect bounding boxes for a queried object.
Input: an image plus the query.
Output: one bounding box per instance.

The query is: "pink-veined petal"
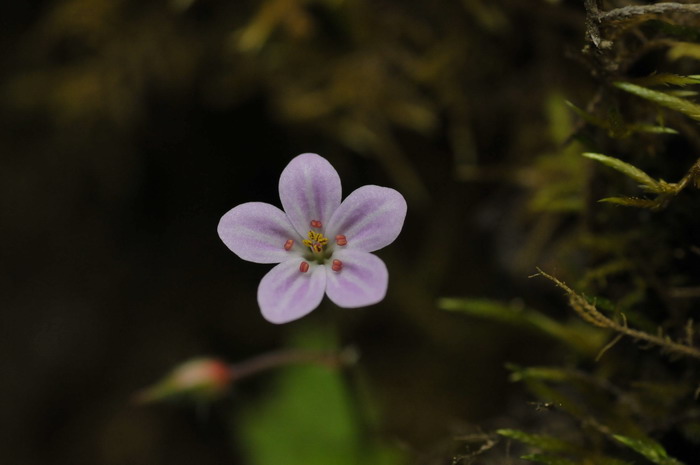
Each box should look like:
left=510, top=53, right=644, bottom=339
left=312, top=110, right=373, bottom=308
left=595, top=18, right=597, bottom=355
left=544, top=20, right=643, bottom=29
left=218, top=202, right=302, bottom=264
left=257, top=259, right=327, bottom=324
left=325, top=250, right=388, bottom=308
left=325, top=185, right=406, bottom=253
left=279, top=153, right=342, bottom=237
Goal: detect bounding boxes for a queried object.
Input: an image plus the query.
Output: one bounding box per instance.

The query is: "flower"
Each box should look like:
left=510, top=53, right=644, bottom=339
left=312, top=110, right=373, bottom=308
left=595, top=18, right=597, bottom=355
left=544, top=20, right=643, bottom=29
left=218, top=153, right=407, bottom=324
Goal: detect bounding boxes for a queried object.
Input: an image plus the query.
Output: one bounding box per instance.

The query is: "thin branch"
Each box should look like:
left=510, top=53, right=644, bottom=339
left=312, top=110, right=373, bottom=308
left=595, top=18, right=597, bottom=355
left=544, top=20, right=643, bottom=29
left=585, top=2, right=700, bottom=49
left=599, top=3, right=700, bottom=24
left=535, top=268, right=700, bottom=360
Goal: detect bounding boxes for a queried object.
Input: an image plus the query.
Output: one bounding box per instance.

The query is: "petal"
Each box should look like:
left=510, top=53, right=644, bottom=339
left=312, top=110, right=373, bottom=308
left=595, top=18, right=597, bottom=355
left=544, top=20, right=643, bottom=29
left=325, top=250, right=388, bottom=308
left=257, top=259, right=327, bottom=324
left=325, top=185, right=407, bottom=252
left=218, top=202, right=302, bottom=264
left=279, top=153, right=342, bottom=237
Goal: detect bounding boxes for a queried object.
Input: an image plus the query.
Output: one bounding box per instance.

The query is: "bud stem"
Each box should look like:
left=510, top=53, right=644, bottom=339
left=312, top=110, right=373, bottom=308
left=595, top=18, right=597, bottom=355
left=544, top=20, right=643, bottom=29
left=230, top=347, right=358, bottom=380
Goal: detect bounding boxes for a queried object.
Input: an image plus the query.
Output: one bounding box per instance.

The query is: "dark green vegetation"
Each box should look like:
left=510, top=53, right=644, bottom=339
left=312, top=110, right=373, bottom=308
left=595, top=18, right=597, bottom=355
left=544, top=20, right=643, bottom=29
left=2, top=1, right=700, bottom=464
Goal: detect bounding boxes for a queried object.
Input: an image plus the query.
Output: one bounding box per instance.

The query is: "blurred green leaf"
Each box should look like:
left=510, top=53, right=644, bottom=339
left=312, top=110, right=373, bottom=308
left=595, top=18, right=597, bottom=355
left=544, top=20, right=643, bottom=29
left=665, top=90, right=698, bottom=98
left=529, top=182, right=585, bottom=213
left=506, top=364, right=571, bottom=383
left=566, top=101, right=677, bottom=138
left=613, top=435, right=685, bottom=465
left=497, top=429, right=578, bottom=454
left=239, top=327, right=404, bottom=465
left=439, top=298, right=605, bottom=355
left=668, top=42, right=700, bottom=61
left=631, top=74, right=700, bottom=87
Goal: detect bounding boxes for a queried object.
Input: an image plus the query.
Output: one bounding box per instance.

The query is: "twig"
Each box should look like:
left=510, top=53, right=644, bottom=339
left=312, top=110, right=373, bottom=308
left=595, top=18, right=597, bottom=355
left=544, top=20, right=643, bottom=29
left=599, top=3, right=700, bottom=24
left=585, top=0, right=602, bottom=48
left=585, top=1, right=700, bottom=48
left=535, top=268, right=700, bottom=360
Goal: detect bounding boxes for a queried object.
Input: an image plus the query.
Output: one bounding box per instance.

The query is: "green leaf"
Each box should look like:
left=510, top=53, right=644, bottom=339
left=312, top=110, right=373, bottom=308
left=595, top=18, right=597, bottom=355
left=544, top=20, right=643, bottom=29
left=238, top=327, right=405, bottom=465
left=582, top=152, right=665, bottom=193
left=627, top=124, right=678, bottom=135
left=665, top=90, right=698, bottom=98
left=613, top=434, right=685, bottom=465
left=439, top=298, right=527, bottom=325
left=631, top=73, right=700, bottom=87
left=614, top=82, right=700, bottom=121
left=565, top=101, right=677, bottom=138
left=506, top=364, right=571, bottom=383
left=439, top=298, right=604, bottom=355
left=598, top=197, right=660, bottom=209
left=496, top=429, right=578, bottom=454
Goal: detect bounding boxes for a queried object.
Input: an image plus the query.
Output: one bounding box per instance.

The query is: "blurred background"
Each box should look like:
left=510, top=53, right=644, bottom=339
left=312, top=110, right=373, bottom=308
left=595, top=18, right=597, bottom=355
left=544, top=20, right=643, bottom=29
left=4, top=1, right=698, bottom=464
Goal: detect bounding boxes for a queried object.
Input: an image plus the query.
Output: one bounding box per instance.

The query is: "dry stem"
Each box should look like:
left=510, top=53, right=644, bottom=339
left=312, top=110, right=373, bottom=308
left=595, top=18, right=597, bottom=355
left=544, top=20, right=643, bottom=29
left=536, top=268, right=700, bottom=360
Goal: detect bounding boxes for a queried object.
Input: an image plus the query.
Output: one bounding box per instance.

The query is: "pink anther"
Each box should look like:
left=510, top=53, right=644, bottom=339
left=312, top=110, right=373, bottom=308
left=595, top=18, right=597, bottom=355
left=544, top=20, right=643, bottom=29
left=284, top=239, right=294, bottom=251
left=310, top=220, right=322, bottom=228
left=335, top=235, right=347, bottom=246
left=299, top=261, right=310, bottom=273
left=331, top=259, right=343, bottom=272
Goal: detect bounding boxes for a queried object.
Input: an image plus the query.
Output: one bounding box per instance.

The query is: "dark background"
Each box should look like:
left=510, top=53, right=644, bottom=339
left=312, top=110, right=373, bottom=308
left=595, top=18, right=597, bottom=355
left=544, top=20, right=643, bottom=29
left=0, top=1, right=656, bottom=464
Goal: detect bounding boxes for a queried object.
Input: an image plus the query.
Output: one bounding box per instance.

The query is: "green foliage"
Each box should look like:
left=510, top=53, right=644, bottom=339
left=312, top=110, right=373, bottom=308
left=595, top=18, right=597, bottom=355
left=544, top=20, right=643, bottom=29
left=566, top=101, right=678, bottom=138
left=631, top=74, right=700, bottom=88
left=581, top=152, right=700, bottom=209
left=449, top=3, right=700, bottom=464
left=614, top=82, right=700, bottom=122
left=582, top=153, right=669, bottom=194
left=238, top=327, right=404, bottom=465
left=613, top=435, right=685, bottom=465
left=496, top=429, right=579, bottom=454
left=506, top=364, right=569, bottom=383
left=439, top=298, right=606, bottom=356
left=498, top=428, right=635, bottom=465
left=500, top=363, right=693, bottom=465
left=445, top=6, right=700, bottom=459
left=536, top=269, right=700, bottom=360
left=525, top=94, right=588, bottom=214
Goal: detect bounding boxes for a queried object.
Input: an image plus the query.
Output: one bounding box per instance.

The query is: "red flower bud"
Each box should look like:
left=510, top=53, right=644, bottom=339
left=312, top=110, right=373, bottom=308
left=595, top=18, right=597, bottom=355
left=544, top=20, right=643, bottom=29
left=134, top=358, right=232, bottom=403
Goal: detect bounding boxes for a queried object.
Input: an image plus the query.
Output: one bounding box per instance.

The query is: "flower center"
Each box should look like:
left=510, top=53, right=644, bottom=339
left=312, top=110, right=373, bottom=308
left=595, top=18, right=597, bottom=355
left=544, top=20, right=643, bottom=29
left=303, top=230, right=328, bottom=254
left=285, top=227, right=348, bottom=271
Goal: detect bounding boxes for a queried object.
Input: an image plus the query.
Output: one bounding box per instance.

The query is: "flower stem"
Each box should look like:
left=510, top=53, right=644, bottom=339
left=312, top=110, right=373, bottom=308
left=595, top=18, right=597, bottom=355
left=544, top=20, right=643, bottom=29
left=230, top=347, right=358, bottom=381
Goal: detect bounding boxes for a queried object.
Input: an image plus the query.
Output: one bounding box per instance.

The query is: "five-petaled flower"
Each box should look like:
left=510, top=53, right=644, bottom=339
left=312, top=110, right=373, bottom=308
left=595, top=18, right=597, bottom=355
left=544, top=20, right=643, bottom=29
left=218, top=153, right=407, bottom=324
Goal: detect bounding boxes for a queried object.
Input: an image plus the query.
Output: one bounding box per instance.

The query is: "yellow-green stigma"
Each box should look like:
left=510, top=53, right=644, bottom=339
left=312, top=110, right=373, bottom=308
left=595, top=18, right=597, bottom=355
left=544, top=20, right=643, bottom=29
left=302, top=230, right=328, bottom=255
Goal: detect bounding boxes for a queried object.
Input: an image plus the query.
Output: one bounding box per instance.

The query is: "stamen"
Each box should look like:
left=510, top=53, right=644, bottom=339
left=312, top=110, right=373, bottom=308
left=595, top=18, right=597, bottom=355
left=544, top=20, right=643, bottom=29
left=302, top=231, right=328, bottom=253
left=299, top=261, right=310, bottom=273
left=284, top=239, right=294, bottom=251
left=335, top=235, right=347, bottom=246
left=310, top=220, right=322, bottom=228
left=331, top=259, right=343, bottom=272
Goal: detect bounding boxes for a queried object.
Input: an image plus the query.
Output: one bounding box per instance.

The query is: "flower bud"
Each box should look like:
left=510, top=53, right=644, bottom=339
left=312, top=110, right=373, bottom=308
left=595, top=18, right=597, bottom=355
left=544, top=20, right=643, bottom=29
left=135, top=358, right=233, bottom=403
